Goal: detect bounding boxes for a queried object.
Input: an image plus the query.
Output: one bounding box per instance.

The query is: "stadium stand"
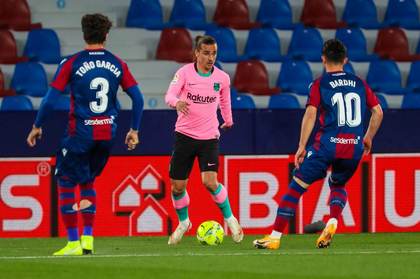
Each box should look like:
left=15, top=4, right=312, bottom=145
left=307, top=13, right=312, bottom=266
left=233, top=60, right=280, bottom=95
left=366, top=60, right=407, bottom=95
left=300, top=0, right=346, bottom=29
left=0, top=95, right=33, bottom=111
left=0, top=69, right=15, bottom=97
left=335, top=28, right=378, bottom=61
left=23, top=28, right=62, bottom=64
left=244, top=28, right=283, bottom=62
left=169, top=0, right=213, bottom=30
left=205, top=27, right=242, bottom=62
left=10, top=62, right=48, bottom=97
left=156, top=28, right=193, bottom=62
left=374, top=27, right=420, bottom=61
left=384, top=0, right=420, bottom=29
left=268, top=94, right=300, bottom=109
left=277, top=60, right=312, bottom=95
left=287, top=26, right=323, bottom=61
left=256, top=0, right=294, bottom=29
left=126, top=0, right=169, bottom=30
left=213, top=0, right=260, bottom=30
left=0, top=30, right=29, bottom=64
left=231, top=88, right=256, bottom=109
left=401, top=93, right=420, bottom=108
left=341, top=0, right=382, bottom=29
left=0, top=0, right=42, bottom=30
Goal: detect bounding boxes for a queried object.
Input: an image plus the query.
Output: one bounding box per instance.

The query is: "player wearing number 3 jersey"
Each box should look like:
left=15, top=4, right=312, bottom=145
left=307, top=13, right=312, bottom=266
left=26, top=14, right=144, bottom=256
left=254, top=39, right=383, bottom=250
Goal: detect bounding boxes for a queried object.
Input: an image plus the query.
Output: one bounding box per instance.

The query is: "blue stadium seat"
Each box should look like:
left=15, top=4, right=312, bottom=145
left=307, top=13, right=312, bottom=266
left=169, top=0, right=212, bottom=30
left=256, top=0, right=295, bottom=29
left=344, top=62, right=355, bottom=74
left=384, top=0, right=420, bottom=29
left=366, top=60, right=407, bottom=95
left=375, top=94, right=388, bottom=110
left=342, top=0, right=382, bottom=29
left=10, top=62, right=48, bottom=97
left=277, top=60, right=312, bottom=95
left=407, top=61, right=420, bottom=92
left=205, top=27, right=242, bottom=62
left=335, top=28, right=378, bottom=61
left=244, top=28, right=283, bottom=62
left=287, top=26, right=323, bottom=61
left=23, top=29, right=61, bottom=64
left=53, top=95, right=70, bottom=110
left=126, top=0, right=171, bottom=29
left=0, top=95, right=33, bottom=111
left=231, top=94, right=256, bottom=109
left=268, top=94, right=300, bottom=109
left=401, top=94, right=420, bottom=109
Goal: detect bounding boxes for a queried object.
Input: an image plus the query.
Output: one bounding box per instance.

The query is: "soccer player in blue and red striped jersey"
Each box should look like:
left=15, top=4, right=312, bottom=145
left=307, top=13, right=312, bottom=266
left=254, top=39, right=383, bottom=249
left=26, top=14, right=144, bottom=256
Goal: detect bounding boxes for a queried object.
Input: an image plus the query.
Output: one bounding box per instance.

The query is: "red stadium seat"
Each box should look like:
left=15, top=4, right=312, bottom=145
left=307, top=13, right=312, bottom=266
left=0, top=68, right=16, bottom=97
left=233, top=60, right=280, bottom=95
left=301, top=0, right=346, bottom=29
left=156, top=28, right=193, bottom=63
left=374, top=27, right=420, bottom=61
left=213, top=0, right=261, bottom=30
left=0, top=30, right=29, bottom=64
left=0, top=0, right=41, bottom=31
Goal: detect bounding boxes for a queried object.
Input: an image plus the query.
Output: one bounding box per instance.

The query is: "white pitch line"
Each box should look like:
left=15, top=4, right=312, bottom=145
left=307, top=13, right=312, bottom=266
left=1, top=250, right=420, bottom=260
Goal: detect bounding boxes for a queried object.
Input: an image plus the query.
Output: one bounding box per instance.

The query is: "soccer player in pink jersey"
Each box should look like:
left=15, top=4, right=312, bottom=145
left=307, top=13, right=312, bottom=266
left=165, top=35, right=243, bottom=245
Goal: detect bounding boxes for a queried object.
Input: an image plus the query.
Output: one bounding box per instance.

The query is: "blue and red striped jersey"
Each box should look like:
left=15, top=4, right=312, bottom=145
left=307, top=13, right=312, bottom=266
left=307, top=71, right=379, bottom=159
left=51, top=49, right=137, bottom=140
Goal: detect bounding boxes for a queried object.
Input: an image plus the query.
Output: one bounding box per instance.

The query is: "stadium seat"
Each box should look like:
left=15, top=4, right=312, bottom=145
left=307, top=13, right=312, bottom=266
left=384, top=0, right=420, bottom=29
left=233, top=60, right=280, bottom=95
left=169, top=0, right=212, bottom=30
left=0, top=30, right=29, bottom=64
left=277, top=60, right=312, bottom=95
left=205, top=27, right=242, bottom=62
left=344, top=62, right=355, bottom=75
left=375, top=94, right=388, bottom=110
left=401, top=93, right=420, bottom=109
left=213, top=0, right=261, bottom=30
left=406, top=61, right=420, bottom=93
left=23, top=29, right=62, bottom=64
left=53, top=95, right=70, bottom=110
left=342, top=0, right=382, bottom=29
left=10, top=62, right=48, bottom=97
left=374, top=28, right=420, bottom=62
left=0, top=68, right=15, bottom=97
left=156, top=28, right=193, bottom=63
left=126, top=0, right=170, bottom=29
left=231, top=94, right=256, bottom=109
left=268, top=94, right=300, bottom=109
left=256, top=0, right=295, bottom=29
left=287, top=26, right=323, bottom=61
left=0, top=95, right=33, bottom=111
left=335, top=28, right=378, bottom=62
left=244, top=28, right=283, bottom=62
left=366, top=60, right=407, bottom=95
left=300, top=0, right=346, bottom=29
left=0, top=0, right=41, bottom=31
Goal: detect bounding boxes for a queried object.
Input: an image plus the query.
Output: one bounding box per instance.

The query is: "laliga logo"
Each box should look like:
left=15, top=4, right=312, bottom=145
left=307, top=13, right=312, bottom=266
left=112, top=165, right=170, bottom=236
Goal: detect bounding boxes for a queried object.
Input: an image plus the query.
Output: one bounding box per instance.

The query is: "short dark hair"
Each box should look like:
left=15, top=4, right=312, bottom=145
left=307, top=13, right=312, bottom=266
left=322, top=39, right=347, bottom=64
left=194, top=35, right=217, bottom=51
left=81, top=14, right=112, bottom=44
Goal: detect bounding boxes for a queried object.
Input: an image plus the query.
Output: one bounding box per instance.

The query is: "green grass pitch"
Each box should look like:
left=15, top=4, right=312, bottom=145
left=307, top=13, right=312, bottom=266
left=1, top=233, right=420, bottom=279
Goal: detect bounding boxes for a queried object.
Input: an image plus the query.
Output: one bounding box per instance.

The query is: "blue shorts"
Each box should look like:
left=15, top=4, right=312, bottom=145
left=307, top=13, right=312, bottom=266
left=294, top=147, right=361, bottom=186
left=55, top=136, right=114, bottom=185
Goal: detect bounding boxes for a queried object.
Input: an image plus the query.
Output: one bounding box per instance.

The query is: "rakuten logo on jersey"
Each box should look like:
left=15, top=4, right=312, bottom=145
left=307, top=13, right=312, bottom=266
left=0, top=159, right=52, bottom=237
left=330, top=136, right=360, bottom=145
left=187, top=92, right=216, bottom=104
left=371, top=155, right=420, bottom=232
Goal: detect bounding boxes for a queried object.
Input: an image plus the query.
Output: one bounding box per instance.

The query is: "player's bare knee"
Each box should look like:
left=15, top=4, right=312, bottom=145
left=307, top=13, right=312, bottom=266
left=171, top=179, right=187, bottom=194
left=202, top=179, right=218, bottom=192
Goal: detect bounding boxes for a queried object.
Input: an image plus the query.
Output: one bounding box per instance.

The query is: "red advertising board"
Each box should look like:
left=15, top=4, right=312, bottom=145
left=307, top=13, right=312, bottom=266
left=0, top=158, right=52, bottom=237
left=371, top=154, right=420, bottom=232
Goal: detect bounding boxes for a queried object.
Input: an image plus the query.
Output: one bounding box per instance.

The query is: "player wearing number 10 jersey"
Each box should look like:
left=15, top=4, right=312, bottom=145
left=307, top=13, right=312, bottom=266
left=26, top=14, right=144, bottom=256
left=254, top=39, right=383, bottom=250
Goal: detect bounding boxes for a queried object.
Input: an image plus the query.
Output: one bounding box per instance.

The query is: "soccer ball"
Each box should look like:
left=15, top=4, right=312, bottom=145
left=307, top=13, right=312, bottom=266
left=196, top=220, right=224, bottom=245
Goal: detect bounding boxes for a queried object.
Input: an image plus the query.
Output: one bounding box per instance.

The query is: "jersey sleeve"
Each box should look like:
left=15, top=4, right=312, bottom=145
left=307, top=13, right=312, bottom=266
left=306, top=78, right=321, bottom=108
left=120, top=62, right=138, bottom=91
left=165, top=67, right=186, bottom=108
left=219, top=74, right=233, bottom=126
left=362, top=80, right=380, bottom=108
left=50, top=56, right=77, bottom=92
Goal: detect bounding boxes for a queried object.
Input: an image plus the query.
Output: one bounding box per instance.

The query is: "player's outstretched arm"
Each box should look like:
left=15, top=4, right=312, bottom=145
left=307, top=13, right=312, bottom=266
left=124, top=85, right=144, bottom=150
left=363, top=104, right=383, bottom=154
left=26, top=87, right=61, bottom=147
left=295, top=105, right=318, bottom=169
left=219, top=82, right=233, bottom=130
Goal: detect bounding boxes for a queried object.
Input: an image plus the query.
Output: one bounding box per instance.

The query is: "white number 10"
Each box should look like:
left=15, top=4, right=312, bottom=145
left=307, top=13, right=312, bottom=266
left=89, top=77, right=109, bottom=113
left=331, top=92, right=361, bottom=127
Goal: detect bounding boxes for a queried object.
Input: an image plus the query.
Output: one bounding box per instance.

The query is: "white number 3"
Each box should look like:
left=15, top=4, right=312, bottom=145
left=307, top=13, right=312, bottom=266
left=89, top=77, right=109, bottom=113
